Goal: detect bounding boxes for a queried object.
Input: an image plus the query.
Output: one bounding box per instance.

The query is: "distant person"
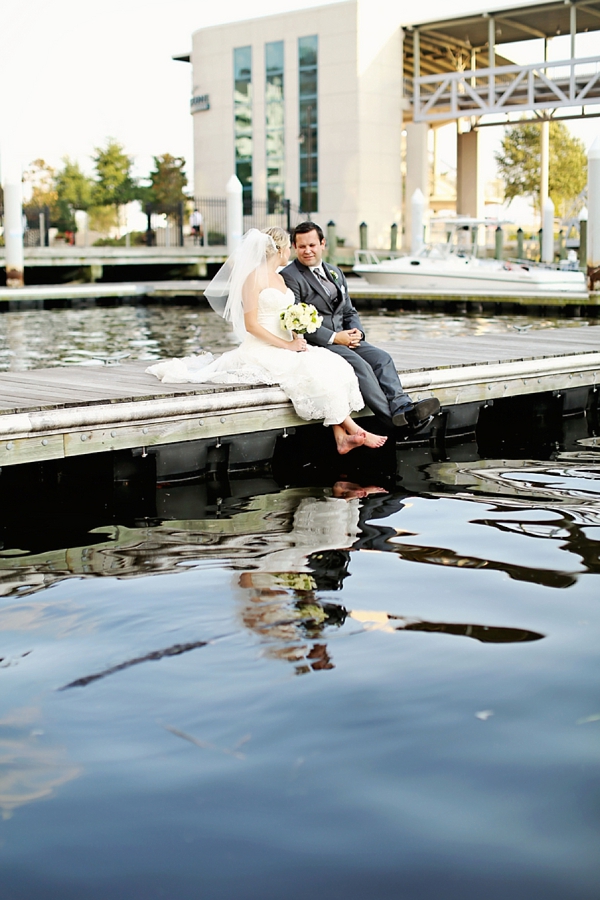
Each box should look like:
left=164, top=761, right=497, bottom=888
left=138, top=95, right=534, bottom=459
left=281, top=221, right=440, bottom=431
left=190, top=209, right=204, bottom=246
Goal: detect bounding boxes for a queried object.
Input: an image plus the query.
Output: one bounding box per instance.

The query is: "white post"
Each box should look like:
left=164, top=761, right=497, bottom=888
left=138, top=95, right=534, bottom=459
left=588, top=137, right=600, bottom=278
left=542, top=196, right=555, bottom=263
left=411, top=188, right=425, bottom=254
left=1, top=149, right=25, bottom=287
left=488, top=17, right=495, bottom=109
left=540, top=120, right=550, bottom=215
left=404, top=123, right=428, bottom=249
left=75, top=210, right=89, bottom=247
left=226, top=174, right=244, bottom=252
left=413, top=28, right=420, bottom=120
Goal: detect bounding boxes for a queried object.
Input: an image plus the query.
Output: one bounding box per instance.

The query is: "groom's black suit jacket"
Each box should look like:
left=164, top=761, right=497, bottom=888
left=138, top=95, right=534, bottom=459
left=281, top=259, right=364, bottom=347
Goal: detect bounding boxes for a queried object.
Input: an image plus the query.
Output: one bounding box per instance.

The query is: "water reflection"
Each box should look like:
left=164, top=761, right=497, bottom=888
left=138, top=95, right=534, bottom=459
left=422, top=458, right=600, bottom=577
left=0, top=304, right=593, bottom=371
left=0, top=478, right=556, bottom=693
left=0, top=443, right=599, bottom=893
left=0, top=706, right=81, bottom=820
left=2, top=461, right=597, bottom=603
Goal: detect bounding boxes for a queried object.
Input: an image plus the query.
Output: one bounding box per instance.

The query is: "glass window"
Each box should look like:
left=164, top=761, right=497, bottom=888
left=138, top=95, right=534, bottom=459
left=298, top=35, right=317, bottom=68
left=299, top=70, right=317, bottom=98
left=235, top=135, right=253, bottom=161
left=298, top=35, right=318, bottom=212
left=236, top=160, right=252, bottom=186
left=300, top=155, right=318, bottom=184
left=234, top=108, right=252, bottom=131
left=266, top=76, right=284, bottom=104
left=266, top=131, right=285, bottom=159
left=266, top=40, right=284, bottom=74
left=265, top=102, right=284, bottom=129
left=234, top=46, right=252, bottom=81
left=267, top=164, right=283, bottom=181
left=234, top=46, right=253, bottom=204
left=265, top=40, right=285, bottom=210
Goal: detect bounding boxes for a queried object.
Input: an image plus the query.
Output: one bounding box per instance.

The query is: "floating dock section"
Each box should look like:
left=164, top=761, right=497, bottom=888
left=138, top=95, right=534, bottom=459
left=1, top=279, right=599, bottom=310
left=0, top=327, right=598, bottom=473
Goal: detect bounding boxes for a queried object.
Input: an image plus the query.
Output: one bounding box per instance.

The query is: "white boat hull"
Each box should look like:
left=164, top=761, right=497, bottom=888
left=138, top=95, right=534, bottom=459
left=354, top=257, right=588, bottom=294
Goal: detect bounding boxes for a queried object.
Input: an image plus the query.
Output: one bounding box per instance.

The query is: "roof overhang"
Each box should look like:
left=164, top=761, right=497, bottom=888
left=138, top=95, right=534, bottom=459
left=408, top=0, right=600, bottom=47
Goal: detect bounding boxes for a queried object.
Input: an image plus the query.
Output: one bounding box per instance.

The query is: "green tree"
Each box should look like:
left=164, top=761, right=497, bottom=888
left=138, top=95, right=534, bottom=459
left=23, top=159, right=58, bottom=211
left=55, top=157, right=94, bottom=232
left=145, top=153, right=188, bottom=214
left=495, top=121, right=587, bottom=215
left=92, top=138, right=137, bottom=219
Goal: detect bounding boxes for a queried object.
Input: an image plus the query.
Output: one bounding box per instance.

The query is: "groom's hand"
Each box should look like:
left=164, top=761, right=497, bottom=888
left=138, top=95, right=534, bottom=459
left=333, top=329, right=362, bottom=349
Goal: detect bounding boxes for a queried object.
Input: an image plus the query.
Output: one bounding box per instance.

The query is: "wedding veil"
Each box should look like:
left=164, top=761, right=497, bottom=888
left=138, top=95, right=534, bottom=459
left=204, top=229, right=275, bottom=341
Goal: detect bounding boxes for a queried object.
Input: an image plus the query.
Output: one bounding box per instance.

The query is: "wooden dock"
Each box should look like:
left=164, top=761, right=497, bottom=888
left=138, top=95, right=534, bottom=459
left=1, top=279, right=599, bottom=309
left=0, top=326, right=598, bottom=469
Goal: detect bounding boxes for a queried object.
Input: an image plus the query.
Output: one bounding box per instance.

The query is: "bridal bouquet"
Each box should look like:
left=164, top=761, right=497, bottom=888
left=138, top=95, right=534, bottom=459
left=280, top=302, right=322, bottom=335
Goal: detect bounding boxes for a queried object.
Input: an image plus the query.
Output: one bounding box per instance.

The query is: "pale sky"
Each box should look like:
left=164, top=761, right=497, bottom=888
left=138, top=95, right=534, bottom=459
left=0, top=0, right=598, bottom=196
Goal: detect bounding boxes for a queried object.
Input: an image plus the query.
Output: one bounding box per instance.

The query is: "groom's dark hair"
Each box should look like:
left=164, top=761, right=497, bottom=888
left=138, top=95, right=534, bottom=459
left=292, top=221, right=324, bottom=244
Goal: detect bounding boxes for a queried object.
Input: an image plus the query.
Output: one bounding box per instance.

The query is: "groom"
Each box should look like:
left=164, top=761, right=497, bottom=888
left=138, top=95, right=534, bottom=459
left=281, top=221, right=440, bottom=430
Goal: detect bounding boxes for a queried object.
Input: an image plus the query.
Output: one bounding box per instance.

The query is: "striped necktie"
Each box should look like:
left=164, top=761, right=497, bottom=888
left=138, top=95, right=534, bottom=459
left=313, top=267, right=335, bottom=298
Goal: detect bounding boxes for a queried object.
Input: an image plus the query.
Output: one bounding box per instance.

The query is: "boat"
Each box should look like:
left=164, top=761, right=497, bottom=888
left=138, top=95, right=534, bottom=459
left=353, top=218, right=588, bottom=294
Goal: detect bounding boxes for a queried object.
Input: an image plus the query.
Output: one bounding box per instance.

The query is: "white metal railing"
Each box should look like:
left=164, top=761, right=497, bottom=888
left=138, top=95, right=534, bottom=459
left=413, top=54, right=600, bottom=122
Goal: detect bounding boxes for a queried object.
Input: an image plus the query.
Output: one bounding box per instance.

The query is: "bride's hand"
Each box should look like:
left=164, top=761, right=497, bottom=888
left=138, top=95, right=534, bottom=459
left=289, top=336, right=307, bottom=352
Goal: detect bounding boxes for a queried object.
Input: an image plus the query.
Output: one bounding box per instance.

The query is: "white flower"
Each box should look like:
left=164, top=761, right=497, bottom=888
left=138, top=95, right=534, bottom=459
left=280, top=302, right=323, bottom=335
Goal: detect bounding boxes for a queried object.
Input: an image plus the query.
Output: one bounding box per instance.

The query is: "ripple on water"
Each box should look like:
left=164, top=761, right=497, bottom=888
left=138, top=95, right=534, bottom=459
left=0, top=303, right=594, bottom=370
left=0, top=313, right=598, bottom=897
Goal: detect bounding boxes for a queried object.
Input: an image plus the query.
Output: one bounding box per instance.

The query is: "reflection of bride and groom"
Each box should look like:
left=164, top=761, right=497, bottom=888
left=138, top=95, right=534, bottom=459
left=149, top=221, right=439, bottom=454
left=234, top=482, right=543, bottom=675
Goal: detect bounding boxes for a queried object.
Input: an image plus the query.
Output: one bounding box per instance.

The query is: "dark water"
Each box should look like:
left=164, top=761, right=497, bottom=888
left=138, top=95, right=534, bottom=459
left=0, top=303, right=594, bottom=370
left=0, top=414, right=599, bottom=898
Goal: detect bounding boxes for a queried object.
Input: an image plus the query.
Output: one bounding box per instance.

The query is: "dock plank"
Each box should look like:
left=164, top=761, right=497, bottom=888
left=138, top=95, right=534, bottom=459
left=0, top=325, right=599, bottom=467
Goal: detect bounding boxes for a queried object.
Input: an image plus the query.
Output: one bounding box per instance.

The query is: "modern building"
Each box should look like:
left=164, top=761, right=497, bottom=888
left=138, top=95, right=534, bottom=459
left=178, top=0, right=600, bottom=249
left=185, top=0, right=404, bottom=248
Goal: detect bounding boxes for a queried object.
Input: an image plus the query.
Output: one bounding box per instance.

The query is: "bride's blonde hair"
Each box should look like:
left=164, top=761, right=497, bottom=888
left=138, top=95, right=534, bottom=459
left=263, top=226, right=290, bottom=258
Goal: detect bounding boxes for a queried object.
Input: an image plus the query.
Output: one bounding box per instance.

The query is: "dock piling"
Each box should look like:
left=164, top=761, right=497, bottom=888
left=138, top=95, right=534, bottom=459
left=587, top=137, right=600, bottom=289
left=226, top=175, right=243, bottom=253
left=1, top=149, right=24, bottom=288
left=411, top=189, right=425, bottom=254
left=516, top=227, right=524, bottom=260
left=542, top=197, right=555, bottom=263
left=359, top=222, right=368, bottom=251
left=327, top=221, right=337, bottom=263
left=494, top=226, right=504, bottom=260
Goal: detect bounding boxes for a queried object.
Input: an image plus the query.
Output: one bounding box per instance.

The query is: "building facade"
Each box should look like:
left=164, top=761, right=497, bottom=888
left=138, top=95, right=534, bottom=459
left=190, top=0, right=404, bottom=247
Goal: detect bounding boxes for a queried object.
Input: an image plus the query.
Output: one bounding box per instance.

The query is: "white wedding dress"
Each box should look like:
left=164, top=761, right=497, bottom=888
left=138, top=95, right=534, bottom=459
left=147, top=287, right=364, bottom=427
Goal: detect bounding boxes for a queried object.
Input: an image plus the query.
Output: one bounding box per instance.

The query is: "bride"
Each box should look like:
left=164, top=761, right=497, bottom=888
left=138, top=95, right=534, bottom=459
left=147, top=227, right=387, bottom=455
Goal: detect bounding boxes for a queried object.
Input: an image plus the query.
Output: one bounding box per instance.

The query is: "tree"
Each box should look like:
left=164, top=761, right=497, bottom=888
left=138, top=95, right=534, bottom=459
left=23, top=159, right=58, bottom=210
left=55, top=157, right=94, bottom=232
left=495, top=121, right=587, bottom=216
left=145, top=153, right=188, bottom=215
left=92, top=138, right=137, bottom=219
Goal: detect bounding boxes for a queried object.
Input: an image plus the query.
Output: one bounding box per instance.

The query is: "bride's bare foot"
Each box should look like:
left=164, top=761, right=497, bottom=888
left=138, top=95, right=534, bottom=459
left=357, top=429, right=388, bottom=449
left=336, top=431, right=366, bottom=455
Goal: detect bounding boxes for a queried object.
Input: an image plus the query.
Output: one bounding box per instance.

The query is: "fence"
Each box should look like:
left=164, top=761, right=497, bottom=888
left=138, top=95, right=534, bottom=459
left=193, top=197, right=308, bottom=246
left=0, top=198, right=310, bottom=249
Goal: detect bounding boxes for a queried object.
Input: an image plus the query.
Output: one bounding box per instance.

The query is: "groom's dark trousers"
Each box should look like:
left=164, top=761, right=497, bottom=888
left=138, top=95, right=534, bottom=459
left=281, top=259, right=412, bottom=427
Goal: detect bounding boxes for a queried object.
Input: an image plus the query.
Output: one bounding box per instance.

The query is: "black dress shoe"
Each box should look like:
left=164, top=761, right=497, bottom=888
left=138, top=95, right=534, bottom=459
left=406, top=397, right=440, bottom=427
left=392, top=410, right=408, bottom=428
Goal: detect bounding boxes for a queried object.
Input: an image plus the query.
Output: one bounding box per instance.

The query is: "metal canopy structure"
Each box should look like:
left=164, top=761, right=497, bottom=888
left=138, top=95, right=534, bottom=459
left=405, top=0, right=600, bottom=124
